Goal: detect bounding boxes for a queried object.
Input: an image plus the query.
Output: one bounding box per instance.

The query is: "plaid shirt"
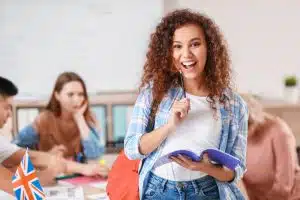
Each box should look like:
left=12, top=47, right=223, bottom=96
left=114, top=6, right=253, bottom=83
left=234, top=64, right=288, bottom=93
left=124, top=85, right=248, bottom=200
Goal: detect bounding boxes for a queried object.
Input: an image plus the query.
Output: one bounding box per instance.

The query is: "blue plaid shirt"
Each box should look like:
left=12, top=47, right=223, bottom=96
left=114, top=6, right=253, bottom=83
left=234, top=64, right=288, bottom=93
left=124, top=85, right=248, bottom=200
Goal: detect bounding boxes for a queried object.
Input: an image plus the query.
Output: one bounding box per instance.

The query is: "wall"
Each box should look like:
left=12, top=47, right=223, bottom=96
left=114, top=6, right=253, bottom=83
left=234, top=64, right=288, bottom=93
left=0, top=0, right=163, bottom=96
left=1, top=0, right=300, bottom=98
left=171, top=0, right=300, bottom=98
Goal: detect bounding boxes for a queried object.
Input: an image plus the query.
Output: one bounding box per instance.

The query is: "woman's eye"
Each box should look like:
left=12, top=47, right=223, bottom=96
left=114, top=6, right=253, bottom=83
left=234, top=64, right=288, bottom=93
left=173, top=44, right=182, bottom=49
left=191, top=42, right=201, bottom=47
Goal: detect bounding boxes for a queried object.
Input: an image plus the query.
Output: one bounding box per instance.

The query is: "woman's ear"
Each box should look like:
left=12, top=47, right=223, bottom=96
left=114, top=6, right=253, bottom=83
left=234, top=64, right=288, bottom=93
left=170, top=58, right=179, bottom=73
left=54, top=91, right=60, bottom=102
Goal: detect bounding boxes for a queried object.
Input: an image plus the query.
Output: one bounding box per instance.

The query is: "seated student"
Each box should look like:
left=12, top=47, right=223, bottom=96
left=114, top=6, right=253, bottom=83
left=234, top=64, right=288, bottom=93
left=0, top=76, right=108, bottom=195
left=241, top=94, right=300, bottom=200
left=14, top=72, right=104, bottom=160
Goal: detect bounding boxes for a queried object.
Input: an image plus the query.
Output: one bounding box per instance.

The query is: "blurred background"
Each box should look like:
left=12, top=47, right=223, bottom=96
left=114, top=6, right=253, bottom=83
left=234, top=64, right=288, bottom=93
left=0, top=0, right=300, bottom=150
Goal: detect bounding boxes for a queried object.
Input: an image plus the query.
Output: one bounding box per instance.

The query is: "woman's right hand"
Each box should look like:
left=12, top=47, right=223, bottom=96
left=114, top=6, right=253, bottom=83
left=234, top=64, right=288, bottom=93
left=39, top=155, right=67, bottom=186
left=168, top=98, right=190, bottom=129
left=48, top=145, right=67, bottom=157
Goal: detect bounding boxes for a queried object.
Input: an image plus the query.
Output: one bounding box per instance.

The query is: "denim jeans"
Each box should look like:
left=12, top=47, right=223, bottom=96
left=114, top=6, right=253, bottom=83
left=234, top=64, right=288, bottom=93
left=143, top=172, right=220, bottom=200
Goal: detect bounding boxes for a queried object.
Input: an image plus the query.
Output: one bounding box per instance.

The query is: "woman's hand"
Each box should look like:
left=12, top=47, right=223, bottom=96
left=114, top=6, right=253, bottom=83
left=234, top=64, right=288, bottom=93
left=81, top=163, right=109, bottom=177
left=170, top=153, right=211, bottom=171
left=168, top=98, right=190, bottom=129
left=73, top=101, right=90, bottom=139
left=39, top=155, right=67, bottom=186
left=73, top=102, right=88, bottom=120
left=170, top=153, right=235, bottom=182
left=48, top=145, right=67, bottom=157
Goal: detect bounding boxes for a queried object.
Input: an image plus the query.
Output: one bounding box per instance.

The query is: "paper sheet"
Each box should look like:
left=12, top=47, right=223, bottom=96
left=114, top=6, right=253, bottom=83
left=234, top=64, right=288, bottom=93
left=87, top=193, right=109, bottom=200
left=43, top=186, right=84, bottom=200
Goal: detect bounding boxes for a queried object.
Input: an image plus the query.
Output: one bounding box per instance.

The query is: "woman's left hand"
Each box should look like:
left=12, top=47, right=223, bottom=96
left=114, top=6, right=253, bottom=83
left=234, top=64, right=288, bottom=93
left=171, top=153, right=235, bottom=182
left=170, top=153, right=212, bottom=171
left=81, top=163, right=109, bottom=177
left=73, top=102, right=88, bottom=119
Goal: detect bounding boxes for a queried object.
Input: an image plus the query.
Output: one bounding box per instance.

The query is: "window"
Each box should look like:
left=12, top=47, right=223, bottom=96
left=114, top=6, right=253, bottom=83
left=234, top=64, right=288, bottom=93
left=90, top=105, right=107, bottom=147
left=112, top=105, right=134, bottom=147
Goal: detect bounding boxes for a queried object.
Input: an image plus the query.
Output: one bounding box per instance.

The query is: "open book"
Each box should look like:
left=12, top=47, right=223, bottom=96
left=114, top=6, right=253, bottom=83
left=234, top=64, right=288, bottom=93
left=153, top=149, right=240, bottom=171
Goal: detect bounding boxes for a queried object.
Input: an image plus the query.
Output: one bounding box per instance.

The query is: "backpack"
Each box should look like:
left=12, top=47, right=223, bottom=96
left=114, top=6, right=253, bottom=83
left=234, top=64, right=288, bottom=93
left=106, top=150, right=140, bottom=200
left=106, top=102, right=157, bottom=200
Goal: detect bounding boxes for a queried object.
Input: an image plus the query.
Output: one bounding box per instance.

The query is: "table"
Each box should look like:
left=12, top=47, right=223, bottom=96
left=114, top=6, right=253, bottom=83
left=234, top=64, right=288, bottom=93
left=45, top=179, right=108, bottom=199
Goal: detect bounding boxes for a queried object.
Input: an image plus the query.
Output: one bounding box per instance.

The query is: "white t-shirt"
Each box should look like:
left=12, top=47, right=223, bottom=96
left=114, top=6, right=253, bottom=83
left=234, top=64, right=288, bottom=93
left=152, top=93, right=221, bottom=181
left=0, top=135, right=20, bottom=164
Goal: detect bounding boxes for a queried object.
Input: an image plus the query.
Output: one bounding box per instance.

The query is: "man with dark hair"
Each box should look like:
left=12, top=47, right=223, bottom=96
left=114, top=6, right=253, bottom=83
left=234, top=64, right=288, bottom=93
left=0, top=76, right=64, bottom=195
left=0, top=76, right=108, bottom=196
left=0, top=76, right=18, bottom=127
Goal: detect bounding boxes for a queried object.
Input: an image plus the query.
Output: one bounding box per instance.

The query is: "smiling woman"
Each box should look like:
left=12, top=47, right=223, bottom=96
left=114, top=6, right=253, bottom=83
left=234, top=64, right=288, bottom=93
left=123, top=9, right=248, bottom=200
left=172, top=24, right=207, bottom=82
left=13, top=72, right=105, bottom=160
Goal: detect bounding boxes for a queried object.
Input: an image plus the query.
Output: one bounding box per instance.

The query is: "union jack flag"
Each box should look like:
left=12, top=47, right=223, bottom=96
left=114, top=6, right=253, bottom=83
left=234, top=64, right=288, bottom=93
left=12, top=150, right=46, bottom=200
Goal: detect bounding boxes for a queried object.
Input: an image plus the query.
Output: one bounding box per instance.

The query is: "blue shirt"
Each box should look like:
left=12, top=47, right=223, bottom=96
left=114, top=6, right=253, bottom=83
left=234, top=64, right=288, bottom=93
left=13, top=124, right=104, bottom=160
left=124, top=85, right=248, bottom=200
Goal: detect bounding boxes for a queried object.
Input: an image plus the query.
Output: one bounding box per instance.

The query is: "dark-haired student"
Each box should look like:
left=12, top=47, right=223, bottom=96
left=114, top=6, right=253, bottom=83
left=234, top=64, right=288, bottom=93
left=0, top=76, right=108, bottom=196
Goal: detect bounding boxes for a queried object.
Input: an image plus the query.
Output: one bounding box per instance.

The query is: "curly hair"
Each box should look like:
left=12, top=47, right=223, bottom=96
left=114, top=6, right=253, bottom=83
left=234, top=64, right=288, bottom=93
left=140, top=9, right=232, bottom=117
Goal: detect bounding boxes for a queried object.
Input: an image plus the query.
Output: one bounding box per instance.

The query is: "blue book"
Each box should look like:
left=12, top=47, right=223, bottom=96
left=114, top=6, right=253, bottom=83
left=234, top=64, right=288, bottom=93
left=153, top=149, right=240, bottom=171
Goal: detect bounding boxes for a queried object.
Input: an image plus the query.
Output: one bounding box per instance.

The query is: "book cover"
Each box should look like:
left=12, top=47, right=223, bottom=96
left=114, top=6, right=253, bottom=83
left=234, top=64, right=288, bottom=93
left=153, top=149, right=240, bottom=171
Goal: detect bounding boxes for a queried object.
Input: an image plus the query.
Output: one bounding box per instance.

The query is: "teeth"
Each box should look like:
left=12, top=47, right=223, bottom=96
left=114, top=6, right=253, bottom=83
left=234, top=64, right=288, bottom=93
left=182, top=61, right=196, bottom=66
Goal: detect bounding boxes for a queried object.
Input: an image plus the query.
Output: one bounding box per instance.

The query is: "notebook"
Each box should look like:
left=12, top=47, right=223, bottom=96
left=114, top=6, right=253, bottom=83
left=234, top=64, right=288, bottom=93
left=153, top=148, right=240, bottom=171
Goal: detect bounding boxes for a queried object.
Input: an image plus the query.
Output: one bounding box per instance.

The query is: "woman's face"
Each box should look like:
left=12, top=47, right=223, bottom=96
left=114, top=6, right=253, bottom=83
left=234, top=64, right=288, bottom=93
left=55, top=81, right=85, bottom=114
left=172, top=23, right=207, bottom=81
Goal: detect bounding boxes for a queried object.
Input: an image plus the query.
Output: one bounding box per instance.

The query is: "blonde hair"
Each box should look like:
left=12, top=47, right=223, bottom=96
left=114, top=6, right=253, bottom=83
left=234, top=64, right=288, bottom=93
left=240, top=94, right=265, bottom=125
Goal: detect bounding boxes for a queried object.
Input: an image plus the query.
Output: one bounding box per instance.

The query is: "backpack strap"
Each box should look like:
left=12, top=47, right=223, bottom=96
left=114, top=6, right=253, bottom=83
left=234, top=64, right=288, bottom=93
left=138, top=100, right=159, bottom=174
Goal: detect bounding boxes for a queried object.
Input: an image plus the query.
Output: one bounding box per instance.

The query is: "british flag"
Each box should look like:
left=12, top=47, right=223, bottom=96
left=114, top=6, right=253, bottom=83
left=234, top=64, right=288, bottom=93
left=12, top=150, right=46, bottom=200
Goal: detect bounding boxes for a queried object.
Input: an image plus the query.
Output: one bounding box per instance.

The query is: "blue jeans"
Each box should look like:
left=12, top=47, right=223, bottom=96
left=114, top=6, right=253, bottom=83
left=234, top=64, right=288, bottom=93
left=143, top=172, right=220, bottom=200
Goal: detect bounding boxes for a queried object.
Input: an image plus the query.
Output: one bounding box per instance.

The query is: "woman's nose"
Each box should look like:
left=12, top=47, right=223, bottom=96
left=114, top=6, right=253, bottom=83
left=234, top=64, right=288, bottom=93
left=182, top=46, right=192, bottom=58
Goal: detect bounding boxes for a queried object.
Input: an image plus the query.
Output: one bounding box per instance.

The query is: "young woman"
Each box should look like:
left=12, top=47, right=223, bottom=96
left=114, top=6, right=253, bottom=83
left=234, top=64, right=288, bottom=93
left=241, top=94, right=300, bottom=200
left=0, top=75, right=108, bottom=195
left=124, top=9, right=248, bottom=200
left=14, top=72, right=104, bottom=160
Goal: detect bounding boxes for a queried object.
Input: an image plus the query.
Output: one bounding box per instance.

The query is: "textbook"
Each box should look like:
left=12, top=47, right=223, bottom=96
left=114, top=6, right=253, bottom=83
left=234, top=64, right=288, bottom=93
left=153, top=149, right=240, bottom=171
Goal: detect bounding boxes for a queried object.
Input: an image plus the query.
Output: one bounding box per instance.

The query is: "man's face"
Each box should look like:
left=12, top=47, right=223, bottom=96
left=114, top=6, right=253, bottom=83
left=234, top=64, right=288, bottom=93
left=0, top=95, right=13, bottom=128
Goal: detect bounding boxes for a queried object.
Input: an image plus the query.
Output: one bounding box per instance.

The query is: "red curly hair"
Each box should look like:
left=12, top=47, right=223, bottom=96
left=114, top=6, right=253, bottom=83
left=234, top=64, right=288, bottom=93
left=140, top=9, right=232, bottom=116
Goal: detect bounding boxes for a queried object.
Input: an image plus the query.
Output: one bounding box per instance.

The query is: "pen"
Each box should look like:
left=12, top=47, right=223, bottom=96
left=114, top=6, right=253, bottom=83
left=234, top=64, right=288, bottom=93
left=55, top=174, right=82, bottom=181
left=180, top=71, right=186, bottom=98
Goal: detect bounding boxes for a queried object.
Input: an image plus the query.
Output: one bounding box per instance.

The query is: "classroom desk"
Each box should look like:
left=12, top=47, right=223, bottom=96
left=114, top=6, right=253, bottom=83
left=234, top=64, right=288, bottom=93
left=82, top=184, right=106, bottom=199
left=61, top=153, right=118, bottom=199
left=53, top=179, right=108, bottom=199
left=0, top=154, right=118, bottom=199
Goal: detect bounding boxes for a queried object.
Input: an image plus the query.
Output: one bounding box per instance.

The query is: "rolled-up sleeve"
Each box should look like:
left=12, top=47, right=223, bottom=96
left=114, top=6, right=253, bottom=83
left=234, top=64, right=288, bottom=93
left=124, top=88, right=152, bottom=160
left=266, top=124, right=296, bottom=199
left=81, top=127, right=104, bottom=159
left=13, top=124, right=39, bottom=149
left=230, top=98, right=248, bottom=183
